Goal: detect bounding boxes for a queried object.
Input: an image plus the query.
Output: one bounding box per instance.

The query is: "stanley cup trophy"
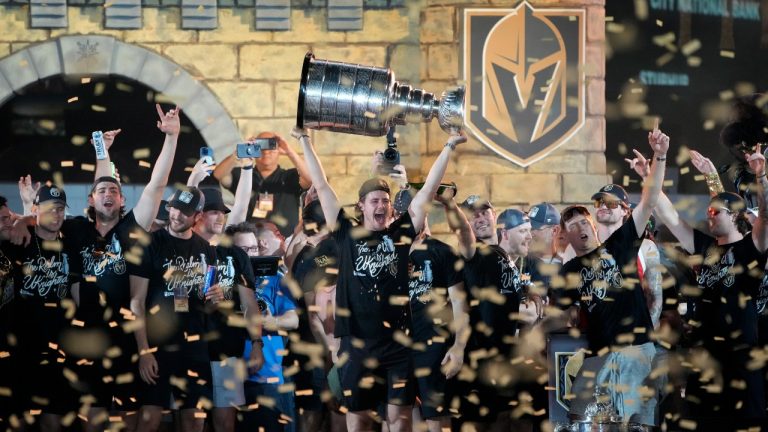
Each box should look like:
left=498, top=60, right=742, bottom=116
left=296, top=52, right=465, bottom=136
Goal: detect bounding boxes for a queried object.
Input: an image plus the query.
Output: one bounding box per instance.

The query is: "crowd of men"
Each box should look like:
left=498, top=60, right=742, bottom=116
left=1, top=102, right=768, bottom=432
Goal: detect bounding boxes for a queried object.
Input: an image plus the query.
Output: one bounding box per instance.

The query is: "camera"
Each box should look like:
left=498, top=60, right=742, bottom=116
left=236, top=137, right=279, bottom=159
left=377, top=126, right=400, bottom=175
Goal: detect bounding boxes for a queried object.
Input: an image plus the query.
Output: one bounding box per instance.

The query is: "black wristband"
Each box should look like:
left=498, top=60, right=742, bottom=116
left=241, top=165, right=254, bottom=171
left=655, top=156, right=666, bottom=161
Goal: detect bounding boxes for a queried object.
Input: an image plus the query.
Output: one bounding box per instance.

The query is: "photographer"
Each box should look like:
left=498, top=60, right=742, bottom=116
left=226, top=221, right=299, bottom=432
left=213, top=132, right=311, bottom=238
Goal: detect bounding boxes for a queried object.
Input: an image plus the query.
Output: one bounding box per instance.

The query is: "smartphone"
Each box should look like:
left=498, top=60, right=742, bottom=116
left=254, top=137, right=278, bottom=150
left=236, top=143, right=262, bottom=159
left=200, top=147, right=214, bottom=174
left=200, top=147, right=214, bottom=165
left=250, top=256, right=280, bottom=277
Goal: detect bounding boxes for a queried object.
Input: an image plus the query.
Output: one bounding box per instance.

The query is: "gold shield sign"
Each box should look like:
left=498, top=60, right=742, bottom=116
left=463, top=2, right=585, bottom=167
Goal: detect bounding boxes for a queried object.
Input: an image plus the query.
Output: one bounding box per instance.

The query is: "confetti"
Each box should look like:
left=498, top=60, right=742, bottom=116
left=67, top=96, right=78, bottom=103
left=81, top=77, right=91, bottom=84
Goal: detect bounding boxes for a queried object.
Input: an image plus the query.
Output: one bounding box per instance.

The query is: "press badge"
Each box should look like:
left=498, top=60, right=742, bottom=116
left=174, top=285, right=189, bottom=312
left=258, top=193, right=274, bottom=212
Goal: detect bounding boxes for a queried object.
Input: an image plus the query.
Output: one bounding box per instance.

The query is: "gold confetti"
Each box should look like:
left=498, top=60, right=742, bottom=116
left=720, top=50, right=735, bottom=58
left=61, top=161, right=73, bottom=167
left=81, top=77, right=91, bottom=84
left=138, top=160, right=151, bottom=168
left=133, top=148, right=151, bottom=159
left=67, top=96, right=78, bottom=103
left=81, top=163, right=95, bottom=172
left=655, top=19, right=663, bottom=26
left=92, top=105, right=107, bottom=112
left=149, top=305, right=160, bottom=315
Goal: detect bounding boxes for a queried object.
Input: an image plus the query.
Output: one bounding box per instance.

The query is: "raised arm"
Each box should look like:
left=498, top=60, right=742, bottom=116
left=436, top=190, right=476, bottom=260
left=748, top=143, right=768, bottom=252
left=212, top=153, right=239, bottom=188
left=133, top=105, right=181, bottom=231
left=276, top=133, right=312, bottom=189
left=94, top=129, right=122, bottom=179
left=689, top=150, right=725, bottom=197
left=18, top=175, right=39, bottom=216
left=227, top=158, right=254, bottom=227
left=292, top=127, right=341, bottom=226
left=631, top=119, right=669, bottom=237
left=626, top=149, right=695, bottom=253
left=186, top=158, right=214, bottom=188
left=408, top=132, right=467, bottom=233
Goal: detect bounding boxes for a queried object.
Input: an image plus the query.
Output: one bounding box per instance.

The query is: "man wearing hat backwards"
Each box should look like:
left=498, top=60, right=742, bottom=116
left=292, top=126, right=466, bottom=432
left=556, top=123, right=669, bottom=428
left=130, top=187, right=219, bottom=432
left=590, top=184, right=664, bottom=328
left=637, top=144, right=768, bottom=429
left=7, top=184, right=81, bottom=432
left=187, top=159, right=265, bottom=432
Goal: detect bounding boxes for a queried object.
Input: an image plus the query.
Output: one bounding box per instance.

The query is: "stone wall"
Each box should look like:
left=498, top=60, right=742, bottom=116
left=0, top=0, right=608, bottom=238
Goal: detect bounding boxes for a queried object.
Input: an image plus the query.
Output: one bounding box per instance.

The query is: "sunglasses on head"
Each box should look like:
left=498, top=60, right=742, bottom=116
left=593, top=199, right=622, bottom=209
left=707, top=206, right=732, bottom=217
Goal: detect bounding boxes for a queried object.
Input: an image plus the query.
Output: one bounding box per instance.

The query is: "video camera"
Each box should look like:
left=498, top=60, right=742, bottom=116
left=377, top=126, right=400, bottom=175
left=236, top=137, right=278, bottom=159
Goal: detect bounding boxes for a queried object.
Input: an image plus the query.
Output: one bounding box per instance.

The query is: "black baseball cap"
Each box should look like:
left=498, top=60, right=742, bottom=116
left=528, top=202, right=560, bottom=229
left=591, top=184, right=629, bottom=204
left=201, top=187, right=230, bottom=214
left=167, top=187, right=205, bottom=216
left=460, top=194, right=493, bottom=211
left=710, top=192, right=746, bottom=212
left=358, top=178, right=390, bottom=200
left=35, top=184, right=67, bottom=206
left=497, top=208, right=530, bottom=230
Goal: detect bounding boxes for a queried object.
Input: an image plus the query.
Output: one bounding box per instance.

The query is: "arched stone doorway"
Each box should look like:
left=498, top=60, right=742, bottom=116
left=0, top=35, right=240, bottom=159
left=0, top=35, right=241, bottom=213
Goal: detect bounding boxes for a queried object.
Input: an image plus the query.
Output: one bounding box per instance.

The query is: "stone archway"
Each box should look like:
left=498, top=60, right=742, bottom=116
left=0, top=35, right=240, bottom=159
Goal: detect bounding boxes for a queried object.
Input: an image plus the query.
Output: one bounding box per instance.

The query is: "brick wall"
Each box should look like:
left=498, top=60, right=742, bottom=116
left=0, top=0, right=607, bottom=238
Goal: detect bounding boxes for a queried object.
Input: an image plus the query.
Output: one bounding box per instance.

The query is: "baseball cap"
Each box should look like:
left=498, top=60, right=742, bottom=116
left=302, top=199, right=326, bottom=228
left=35, top=184, right=67, bottom=206
left=497, top=208, right=530, bottom=230
left=155, top=200, right=170, bottom=221
left=167, top=187, right=205, bottom=216
left=591, top=184, right=629, bottom=204
left=528, top=202, right=560, bottom=229
left=201, top=187, right=230, bottom=214
left=710, top=192, right=747, bottom=212
left=460, top=194, right=493, bottom=211
left=560, top=205, right=591, bottom=227
left=358, top=178, right=390, bottom=200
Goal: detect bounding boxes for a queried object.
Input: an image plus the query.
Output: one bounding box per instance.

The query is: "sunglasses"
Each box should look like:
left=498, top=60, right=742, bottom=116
left=593, top=199, right=622, bottom=209
left=707, top=206, right=732, bottom=217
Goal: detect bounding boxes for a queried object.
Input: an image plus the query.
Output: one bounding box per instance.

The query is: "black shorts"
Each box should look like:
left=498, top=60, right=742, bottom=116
left=138, top=351, right=212, bottom=410
left=293, top=365, right=325, bottom=412
left=412, top=341, right=450, bottom=419
left=15, top=350, right=80, bottom=416
left=75, top=331, right=141, bottom=411
left=338, top=336, right=415, bottom=412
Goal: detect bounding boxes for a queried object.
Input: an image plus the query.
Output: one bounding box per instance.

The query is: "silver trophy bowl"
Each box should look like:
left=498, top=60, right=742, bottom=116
left=297, top=52, right=464, bottom=136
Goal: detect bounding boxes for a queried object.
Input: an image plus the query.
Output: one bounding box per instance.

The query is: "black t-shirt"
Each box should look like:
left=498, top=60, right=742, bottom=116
left=527, top=254, right=561, bottom=298
left=292, top=236, right=339, bottom=294
left=209, top=244, right=257, bottom=359
left=62, top=211, right=143, bottom=327
left=757, top=270, right=768, bottom=345
left=691, top=230, right=767, bottom=350
left=464, top=244, right=529, bottom=353
left=558, top=216, right=652, bottom=353
left=135, top=228, right=217, bottom=361
left=9, top=228, right=78, bottom=356
left=408, top=236, right=462, bottom=342
left=226, top=166, right=305, bottom=238
left=0, top=244, right=15, bottom=350
left=333, top=210, right=417, bottom=338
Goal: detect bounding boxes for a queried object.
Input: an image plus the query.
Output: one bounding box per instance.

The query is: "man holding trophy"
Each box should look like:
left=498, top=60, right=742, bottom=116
left=292, top=52, right=466, bottom=432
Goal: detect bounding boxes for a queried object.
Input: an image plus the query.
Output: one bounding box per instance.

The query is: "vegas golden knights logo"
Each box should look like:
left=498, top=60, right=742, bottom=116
left=463, top=2, right=585, bottom=166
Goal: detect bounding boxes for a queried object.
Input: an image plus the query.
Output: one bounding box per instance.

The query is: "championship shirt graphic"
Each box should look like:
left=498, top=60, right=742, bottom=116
left=463, top=2, right=585, bottom=166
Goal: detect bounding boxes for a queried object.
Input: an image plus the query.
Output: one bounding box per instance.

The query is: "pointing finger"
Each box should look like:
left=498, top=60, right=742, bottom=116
left=155, top=103, right=165, bottom=119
